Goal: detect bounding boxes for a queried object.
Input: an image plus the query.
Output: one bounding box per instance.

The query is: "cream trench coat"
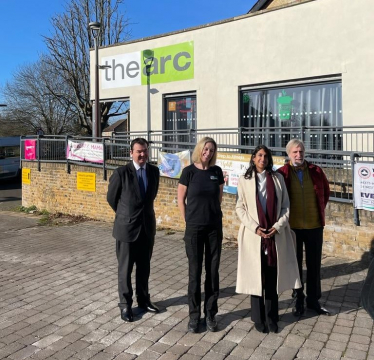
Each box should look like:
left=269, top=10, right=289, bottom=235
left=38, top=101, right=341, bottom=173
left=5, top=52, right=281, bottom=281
left=235, top=173, right=302, bottom=296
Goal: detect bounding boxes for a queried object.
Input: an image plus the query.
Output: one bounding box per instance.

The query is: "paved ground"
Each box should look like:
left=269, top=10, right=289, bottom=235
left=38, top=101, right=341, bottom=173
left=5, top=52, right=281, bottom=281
left=0, top=211, right=373, bottom=360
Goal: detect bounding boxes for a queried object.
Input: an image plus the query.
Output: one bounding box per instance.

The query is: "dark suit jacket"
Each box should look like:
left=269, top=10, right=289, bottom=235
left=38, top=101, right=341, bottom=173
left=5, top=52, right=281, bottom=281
left=107, top=162, right=160, bottom=242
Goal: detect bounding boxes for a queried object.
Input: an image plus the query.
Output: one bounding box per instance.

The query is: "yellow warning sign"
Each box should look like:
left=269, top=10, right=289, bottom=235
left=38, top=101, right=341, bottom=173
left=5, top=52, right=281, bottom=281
left=77, top=172, right=96, bottom=192
left=22, top=168, right=31, bottom=184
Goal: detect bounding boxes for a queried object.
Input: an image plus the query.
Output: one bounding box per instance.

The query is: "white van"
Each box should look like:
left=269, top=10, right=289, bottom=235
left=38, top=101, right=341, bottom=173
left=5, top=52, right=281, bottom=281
left=0, top=137, right=20, bottom=180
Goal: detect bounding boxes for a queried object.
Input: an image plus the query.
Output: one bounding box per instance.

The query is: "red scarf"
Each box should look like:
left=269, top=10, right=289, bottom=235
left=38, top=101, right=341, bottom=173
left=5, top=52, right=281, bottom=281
left=255, top=172, right=277, bottom=267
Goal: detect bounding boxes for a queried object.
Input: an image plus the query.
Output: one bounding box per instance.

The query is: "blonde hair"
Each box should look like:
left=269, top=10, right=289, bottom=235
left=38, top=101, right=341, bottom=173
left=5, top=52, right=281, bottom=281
left=286, top=138, right=305, bottom=155
left=191, top=137, right=218, bottom=166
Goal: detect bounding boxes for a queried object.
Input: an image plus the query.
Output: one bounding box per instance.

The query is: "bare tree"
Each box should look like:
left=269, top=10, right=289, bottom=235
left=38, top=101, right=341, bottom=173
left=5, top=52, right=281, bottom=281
left=43, top=0, right=131, bottom=134
left=3, top=57, right=79, bottom=135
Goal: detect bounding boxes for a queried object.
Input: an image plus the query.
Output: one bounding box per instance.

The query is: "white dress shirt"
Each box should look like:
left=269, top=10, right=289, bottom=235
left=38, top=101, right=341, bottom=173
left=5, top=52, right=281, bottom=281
left=256, top=170, right=267, bottom=213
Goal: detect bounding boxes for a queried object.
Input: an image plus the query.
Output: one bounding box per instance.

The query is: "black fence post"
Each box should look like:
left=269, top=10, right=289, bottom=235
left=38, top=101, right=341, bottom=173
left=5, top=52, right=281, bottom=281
left=239, top=127, right=243, bottom=147
left=300, top=126, right=305, bottom=144
left=103, top=137, right=107, bottom=181
left=37, top=135, right=41, bottom=172
left=19, top=136, right=23, bottom=173
left=66, top=135, right=71, bottom=174
left=351, top=152, right=360, bottom=226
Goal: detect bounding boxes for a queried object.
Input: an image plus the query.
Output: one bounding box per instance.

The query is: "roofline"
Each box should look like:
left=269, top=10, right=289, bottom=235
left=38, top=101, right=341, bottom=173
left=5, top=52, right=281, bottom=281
left=248, top=0, right=271, bottom=13
left=99, top=0, right=316, bottom=51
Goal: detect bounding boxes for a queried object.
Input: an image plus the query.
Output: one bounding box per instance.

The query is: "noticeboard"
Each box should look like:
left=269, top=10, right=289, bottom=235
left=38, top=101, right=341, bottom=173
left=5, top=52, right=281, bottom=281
left=354, top=162, right=374, bottom=211
left=77, top=172, right=96, bottom=192
left=22, top=168, right=31, bottom=184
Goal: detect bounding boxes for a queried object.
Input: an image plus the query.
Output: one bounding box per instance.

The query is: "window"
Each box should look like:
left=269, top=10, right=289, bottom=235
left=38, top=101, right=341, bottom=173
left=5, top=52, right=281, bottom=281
left=164, top=93, right=196, bottom=149
left=240, top=80, right=342, bottom=151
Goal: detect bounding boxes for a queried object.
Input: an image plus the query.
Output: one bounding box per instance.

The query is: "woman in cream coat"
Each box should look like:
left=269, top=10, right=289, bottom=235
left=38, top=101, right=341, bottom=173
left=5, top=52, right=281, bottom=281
left=236, top=145, right=301, bottom=334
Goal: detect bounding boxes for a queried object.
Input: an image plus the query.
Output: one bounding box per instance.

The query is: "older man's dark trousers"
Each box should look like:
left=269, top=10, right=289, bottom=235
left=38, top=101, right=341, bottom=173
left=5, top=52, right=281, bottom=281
left=293, top=227, right=323, bottom=306
left=116, top=229, right=154, bottom=310
left=184, top=223, right=222, bottom=320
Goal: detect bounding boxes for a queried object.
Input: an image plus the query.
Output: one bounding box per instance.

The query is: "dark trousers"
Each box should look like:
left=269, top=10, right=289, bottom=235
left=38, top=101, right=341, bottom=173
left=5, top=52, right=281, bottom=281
left=184, top=223, right=222, bottom=320
left=251, top=254, right=278, bottom=325
left=116, top=229, right=154, bottom=309
left=293, top=227, right=323, bottom=306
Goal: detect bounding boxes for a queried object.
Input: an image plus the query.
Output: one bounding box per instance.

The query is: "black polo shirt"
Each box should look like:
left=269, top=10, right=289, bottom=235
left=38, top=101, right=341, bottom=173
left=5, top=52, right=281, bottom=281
left=179, top=164, right=224, bottom=225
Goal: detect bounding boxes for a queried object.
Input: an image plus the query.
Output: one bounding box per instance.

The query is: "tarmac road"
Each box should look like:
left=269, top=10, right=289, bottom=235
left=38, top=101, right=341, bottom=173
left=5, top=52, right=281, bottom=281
left=0, top=176, right=22, bottom=211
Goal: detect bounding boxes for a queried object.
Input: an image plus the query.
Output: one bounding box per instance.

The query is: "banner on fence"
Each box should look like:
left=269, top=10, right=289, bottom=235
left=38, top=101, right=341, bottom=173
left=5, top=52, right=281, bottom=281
left=67, top=140, right=104, bottom=163
left=24, top=140, right=36, bottom=160
left=158, top=150, right=190, bottom=179
left=216, top=153, right=286, bottom=195
left=354, top=162, right=374, bottom=211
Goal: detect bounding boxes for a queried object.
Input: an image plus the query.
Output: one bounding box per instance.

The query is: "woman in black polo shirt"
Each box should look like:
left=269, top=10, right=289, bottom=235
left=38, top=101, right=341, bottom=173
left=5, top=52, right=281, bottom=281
left=178, top=137, right=224, bottom=333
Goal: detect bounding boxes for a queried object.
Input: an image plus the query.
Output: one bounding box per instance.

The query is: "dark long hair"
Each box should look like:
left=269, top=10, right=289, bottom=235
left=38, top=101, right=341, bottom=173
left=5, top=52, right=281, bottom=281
left=244, top=145, right=274, bottom=179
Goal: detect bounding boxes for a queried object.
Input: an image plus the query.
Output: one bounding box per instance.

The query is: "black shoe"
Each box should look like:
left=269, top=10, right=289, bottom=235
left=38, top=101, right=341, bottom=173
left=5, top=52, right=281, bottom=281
left=205, top=317, right=218, bottom=332
left=121, top=306, right=133, bottom=322
left=293, top=304, right=305, bottom=317
left=269, top=323, right=278, bottom=333
left=138, top=300, right=159, bottom=313
left=307, top=303, right=330, bottom=316
left=254, top=322, right=268, bottom=333
left=188, top=319, right=199, bottom=333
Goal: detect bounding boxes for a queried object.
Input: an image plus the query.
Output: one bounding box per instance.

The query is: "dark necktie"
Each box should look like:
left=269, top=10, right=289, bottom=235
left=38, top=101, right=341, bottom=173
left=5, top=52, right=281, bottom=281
left=138, top=167, right=146, bottom=199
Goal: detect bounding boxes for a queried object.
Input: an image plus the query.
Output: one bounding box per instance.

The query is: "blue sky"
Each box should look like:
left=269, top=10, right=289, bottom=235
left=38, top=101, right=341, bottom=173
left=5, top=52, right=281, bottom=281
left=0, top=0, right=256, bottom=100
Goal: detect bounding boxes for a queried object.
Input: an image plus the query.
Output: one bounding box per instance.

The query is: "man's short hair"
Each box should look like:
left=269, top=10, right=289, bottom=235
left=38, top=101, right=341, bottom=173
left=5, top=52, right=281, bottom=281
left=130, top=138, right=149, bottom=151
left=286, top=139, right=305, bottom=155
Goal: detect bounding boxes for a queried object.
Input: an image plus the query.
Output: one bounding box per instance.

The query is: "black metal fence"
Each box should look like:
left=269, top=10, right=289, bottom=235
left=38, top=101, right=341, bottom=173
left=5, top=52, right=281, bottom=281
left=20, top=126, right=374, bottom=205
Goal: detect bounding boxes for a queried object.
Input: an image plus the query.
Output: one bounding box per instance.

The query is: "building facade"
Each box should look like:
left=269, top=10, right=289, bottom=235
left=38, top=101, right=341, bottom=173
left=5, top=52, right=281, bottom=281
left=91, top=0, right=373, bottom=151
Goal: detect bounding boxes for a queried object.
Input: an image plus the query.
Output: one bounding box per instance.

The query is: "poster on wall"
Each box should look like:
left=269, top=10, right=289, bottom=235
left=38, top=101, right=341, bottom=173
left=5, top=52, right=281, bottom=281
left=24, top=140, right=37, bottom=160
left=67, top=140, right=104, bottom=163
left=354, top=162, right=374, bottom=211
left=77, top=172, right=96, bottom=192
left=158, top=150, right=190, bottom=179
left=216, top=153, right=251, bottom=194
left=216, top=153, right=287, bottom=195
left=22, top=168, right=31, bottom=184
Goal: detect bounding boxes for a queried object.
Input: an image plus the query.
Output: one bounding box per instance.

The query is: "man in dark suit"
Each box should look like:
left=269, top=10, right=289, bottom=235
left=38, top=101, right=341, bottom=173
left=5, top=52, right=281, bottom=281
left=107, top=138, right=160, bottom=322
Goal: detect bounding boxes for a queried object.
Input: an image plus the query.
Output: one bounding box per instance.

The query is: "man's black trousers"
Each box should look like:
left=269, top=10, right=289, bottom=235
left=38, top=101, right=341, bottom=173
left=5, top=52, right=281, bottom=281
left=293, top=227, right=324, bottom=306
left=116, top=229, right=154, bottom=309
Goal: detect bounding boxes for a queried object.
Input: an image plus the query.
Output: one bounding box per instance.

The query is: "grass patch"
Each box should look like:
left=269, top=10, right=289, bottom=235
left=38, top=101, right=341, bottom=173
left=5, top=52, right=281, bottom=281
left=15, top=205, right=91, bottom=226
left=156, top=226, right=177, bottom=235
left=16, top=205, right=39, bottom=214
left=38, top=212, right=91, bottom=226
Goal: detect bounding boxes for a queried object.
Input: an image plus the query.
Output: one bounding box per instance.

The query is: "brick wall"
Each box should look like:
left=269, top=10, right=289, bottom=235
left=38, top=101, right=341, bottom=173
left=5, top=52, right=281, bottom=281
left=22, top=162, right=374, bottom=260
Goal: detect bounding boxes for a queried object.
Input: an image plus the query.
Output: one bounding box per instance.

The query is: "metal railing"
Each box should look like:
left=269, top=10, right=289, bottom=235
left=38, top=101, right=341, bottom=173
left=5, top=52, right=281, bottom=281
left=20, top=125, right=374, bottom=203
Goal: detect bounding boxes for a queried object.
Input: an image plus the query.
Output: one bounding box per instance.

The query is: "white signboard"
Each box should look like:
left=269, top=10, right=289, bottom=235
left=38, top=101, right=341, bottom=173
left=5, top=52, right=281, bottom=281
left=354, top=162, right=374, bottom=211
left=66, top=140, right=104, bottom=164
left=101, top=51, right=141, bottom=89
left=216, top=153, right=251, bottom=194
left=216, top=152, right=286, bottom=195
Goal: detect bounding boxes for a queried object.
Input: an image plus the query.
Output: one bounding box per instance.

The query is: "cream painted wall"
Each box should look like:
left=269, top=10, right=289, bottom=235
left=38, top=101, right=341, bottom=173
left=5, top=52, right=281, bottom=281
left=90, top=0, right=374, bottom=131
